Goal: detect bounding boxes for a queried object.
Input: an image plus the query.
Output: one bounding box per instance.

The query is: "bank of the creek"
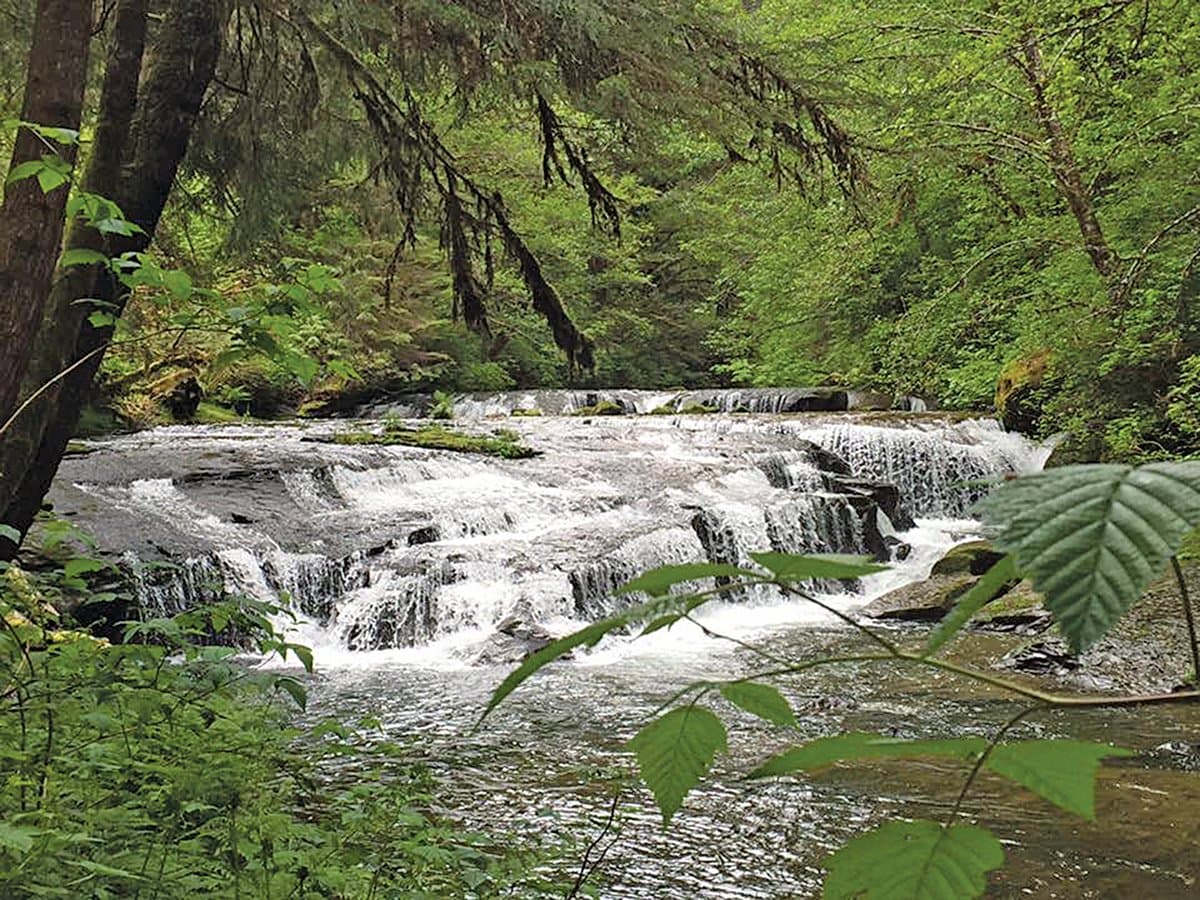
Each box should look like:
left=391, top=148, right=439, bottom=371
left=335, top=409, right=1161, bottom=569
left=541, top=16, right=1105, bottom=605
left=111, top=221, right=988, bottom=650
left=46, top=389, right=1200, bottom=898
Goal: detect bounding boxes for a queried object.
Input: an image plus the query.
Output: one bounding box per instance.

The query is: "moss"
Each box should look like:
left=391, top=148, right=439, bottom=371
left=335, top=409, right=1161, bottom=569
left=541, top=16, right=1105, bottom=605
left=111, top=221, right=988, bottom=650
left=930, top=541, right=1004, bottom=576
left=677, top=403, right=718, bottom=415
left=572, top=400, right=625, bottom=416
left=330, top=425, right=537, bottom=459
left=1180, top=527, right=1200, bottom=562
left=995, top=349, right=1054, bottom=432
left=64, top=441, right=94, bottom=457
left=648, top=404, right=677, bottom=415
left=193, top=402, right=242, bottom=424
left=511, top=408, right=543, bottom=417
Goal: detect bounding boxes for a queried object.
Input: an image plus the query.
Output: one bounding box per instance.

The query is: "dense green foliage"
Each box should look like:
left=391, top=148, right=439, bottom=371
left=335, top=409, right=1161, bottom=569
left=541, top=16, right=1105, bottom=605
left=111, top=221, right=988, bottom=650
left=485, top=460, right=1200, bottom=897
left=0, top=556, right=566, bottom=898
left=4, top=3, right=1195, bottom=462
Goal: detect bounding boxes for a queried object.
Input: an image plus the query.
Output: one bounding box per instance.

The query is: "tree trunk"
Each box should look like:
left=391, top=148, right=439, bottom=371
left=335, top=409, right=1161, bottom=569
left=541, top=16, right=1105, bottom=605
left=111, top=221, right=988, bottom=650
left=0, top=0, right=91, bottom=424
left=1017, top=30, right=1117, bottom=280
left=0, top=0, right=228, bottom=554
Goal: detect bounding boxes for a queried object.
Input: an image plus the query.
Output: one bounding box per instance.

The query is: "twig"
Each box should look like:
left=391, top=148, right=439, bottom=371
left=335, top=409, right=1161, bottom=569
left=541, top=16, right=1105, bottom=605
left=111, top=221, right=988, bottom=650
left=946, top=703, right=1044, bottom=825
left=566, top=789, right=622, bottom=898
left=1170, top=556, right=1200, bottom=684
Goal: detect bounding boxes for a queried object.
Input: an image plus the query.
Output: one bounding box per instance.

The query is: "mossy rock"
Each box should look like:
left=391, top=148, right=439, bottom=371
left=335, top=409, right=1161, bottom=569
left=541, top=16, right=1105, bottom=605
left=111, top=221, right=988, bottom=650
left=328, top=425, right=537, bottom=459
left=511, top=408, right=543, bottom=417
left=860, top=574, right=980, bottom=621
left=930, top=540, right=1005, bottom=577
left=995, top=349, right=1054, bottom=433
left=974, top=580, right=1049, bottom=627
left=677, top=403, right=718, bottom=415
left=648, top=404, right=677, bottom=415
left=572, top=400, right=626, bottom=416
left=193, top=402, right=241, bottom=425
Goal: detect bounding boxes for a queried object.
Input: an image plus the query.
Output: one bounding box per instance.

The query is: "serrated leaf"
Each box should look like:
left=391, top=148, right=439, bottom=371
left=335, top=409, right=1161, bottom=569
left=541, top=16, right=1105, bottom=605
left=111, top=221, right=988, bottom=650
left=59, top=248, right=109, bottom=268
left=4, top=159, right=44, bottom=185
left=824, top=819, right=1004, bottom=899
left=628, top=706, right=727, bottom=825
left=925, top=555, right=1018, bottom=655
left=749, top=732, right=986, bottom=779
left=616, top=562, right=756, bottom=596
left=985, top=740, right=1133, bottom=820
left=36, top=166, right=69, bottom=193
left=750, top=552, right=888, bottom=582
left=719, top=681, right=795, bottom=726
left=976, top=462, right=1200, bottom=651
left=290, top=643, right=315, bottom=674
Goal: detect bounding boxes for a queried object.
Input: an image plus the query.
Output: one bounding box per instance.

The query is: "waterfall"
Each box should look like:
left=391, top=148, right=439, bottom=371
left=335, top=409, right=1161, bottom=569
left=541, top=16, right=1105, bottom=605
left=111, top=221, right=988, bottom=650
left=56, top=395, right=1044, bottom=656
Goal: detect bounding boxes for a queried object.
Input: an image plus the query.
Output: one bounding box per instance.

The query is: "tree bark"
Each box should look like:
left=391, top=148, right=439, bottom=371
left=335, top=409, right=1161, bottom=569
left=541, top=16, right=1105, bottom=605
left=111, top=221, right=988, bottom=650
left=1017, top=30, right=1117, bottom=280
left=0, top=0, right=92, bottom=424
left=0, top=0, right=228, bottom=554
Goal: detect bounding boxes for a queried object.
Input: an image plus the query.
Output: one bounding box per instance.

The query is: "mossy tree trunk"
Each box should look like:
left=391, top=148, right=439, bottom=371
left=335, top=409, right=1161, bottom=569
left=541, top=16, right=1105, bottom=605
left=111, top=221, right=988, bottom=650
left=0, top=0, right=228, bottom=555
left=0, top=0, right=91, bottom=424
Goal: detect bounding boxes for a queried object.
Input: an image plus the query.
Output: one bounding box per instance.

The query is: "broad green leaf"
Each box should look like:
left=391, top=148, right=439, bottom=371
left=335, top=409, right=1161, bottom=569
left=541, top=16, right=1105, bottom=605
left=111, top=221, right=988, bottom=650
left=824, top=819, right=1004, bottom=899
left=4, top=159, right=44, bottom=184
left=976, top=462, right=1200, bottom=651
left=985, top=740, right=1133, bottom=820
left=63, top=557, right=107, bottom=579
left=0, top=524, right=20, bottom=544
left=88, top=311, right=117, bottom=328
left=0, top=822, right=38, bottom=853
left=628, top=706, right=727, bottom=825
left=749, top=732, right=985, bottom=779
left=616, top=562, right=756, bottom=596
left=924, top=555, right=1018, bottom=655
left=750, top=551, right=888, bottom=582
left=719, top=681, right=796, bottom=727
left=59, top=248, right=109, bottom=268
left=639, top=613, right=683, bottom=635
left=36, top=166, right=69, bottom=193
left=289, top=643, right=315, bottom=674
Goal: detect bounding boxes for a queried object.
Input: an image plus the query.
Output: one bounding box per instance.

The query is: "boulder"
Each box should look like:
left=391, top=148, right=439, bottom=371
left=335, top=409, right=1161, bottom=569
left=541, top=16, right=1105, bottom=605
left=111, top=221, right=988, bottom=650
left=860, top=573, right=979, bottom=621
left=930, top=540, right=1005, bottom=577
left=995, top=349, right=1054, bottom=433
left=972, top=579, right=1051, bottom=629
left=407, top=525, right=441, bottom=546
left=469, top=616, right=554, bottom=665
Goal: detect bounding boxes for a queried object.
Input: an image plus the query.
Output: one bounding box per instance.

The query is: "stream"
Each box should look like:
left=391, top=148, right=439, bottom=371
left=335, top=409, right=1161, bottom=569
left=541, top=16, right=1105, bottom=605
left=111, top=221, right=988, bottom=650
left=50, top=389, right=1200, bottom=898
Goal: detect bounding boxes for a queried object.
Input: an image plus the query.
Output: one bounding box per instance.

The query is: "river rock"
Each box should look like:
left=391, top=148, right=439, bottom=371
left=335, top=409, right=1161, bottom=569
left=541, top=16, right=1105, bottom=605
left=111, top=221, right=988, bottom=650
left=860, top=573, right=979, bottom=620
left=821, top=473, right=915, bottom=530
left=930, top=540, right=1004, bottom=576
left=972, top=579, right=1050, bottom=629
left=469, top=616, right=554, bottom=665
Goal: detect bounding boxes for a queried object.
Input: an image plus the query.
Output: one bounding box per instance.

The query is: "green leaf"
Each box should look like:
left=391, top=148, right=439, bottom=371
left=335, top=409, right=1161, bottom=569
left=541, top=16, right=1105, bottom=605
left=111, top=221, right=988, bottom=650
left=289, top=643, right=315, bottom=674
left=162, top=269, right=193, bottom=300
left=749, top=732, right=986, bottom=779
left=274, top=676, right=307, bottom=711
left=59, top=248, right=109, bottom=268
left=88, top=311, right=117, bottom=329
left=63, top=557, right=107, bottom=579
left=628, top=706, right=727, bottom=825
left=985, top=740, right=1133, bottom=820
left=750, top=551, right=888, bottom=582
left=35, top=166, right=69, bottom=193
left=67, top=858, right=142, bottom=879
left=0, top=524, right=20, bottom=544
left=719, top=681, right=796, bottom=727
left=4, top=159, right=44, bottom=185
left=616, top=562, right=756, bottom=596
left=976, top=462, right=1200, bottom=651
left=925, top=556, right=1018, bottom=655
left=481, top=619, right=615, bottom=720
left=823, top=819, right=1004, bottom=899
left=0, top=822, right=39, bottom=853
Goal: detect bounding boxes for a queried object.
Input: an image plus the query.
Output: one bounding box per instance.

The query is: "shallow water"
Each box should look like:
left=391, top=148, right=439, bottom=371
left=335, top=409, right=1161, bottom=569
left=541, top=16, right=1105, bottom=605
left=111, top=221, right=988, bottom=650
left=52, top=400, right=1199, bottom=897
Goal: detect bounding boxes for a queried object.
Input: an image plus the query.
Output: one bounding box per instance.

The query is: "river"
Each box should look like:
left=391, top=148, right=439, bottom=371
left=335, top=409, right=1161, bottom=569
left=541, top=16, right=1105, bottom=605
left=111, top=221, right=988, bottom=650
left=50, top=390, right=1200, bottom=897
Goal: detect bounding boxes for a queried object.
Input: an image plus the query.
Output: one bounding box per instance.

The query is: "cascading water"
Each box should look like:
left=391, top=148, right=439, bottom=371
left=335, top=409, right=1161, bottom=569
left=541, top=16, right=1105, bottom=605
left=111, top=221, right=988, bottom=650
left=53, top=399, right=1046, bottom=659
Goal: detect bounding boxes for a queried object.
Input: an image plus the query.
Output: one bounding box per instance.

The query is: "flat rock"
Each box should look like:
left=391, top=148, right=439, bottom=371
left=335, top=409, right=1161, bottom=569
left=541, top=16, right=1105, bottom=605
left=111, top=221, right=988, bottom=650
left=860, top=573, right=979, bottom=621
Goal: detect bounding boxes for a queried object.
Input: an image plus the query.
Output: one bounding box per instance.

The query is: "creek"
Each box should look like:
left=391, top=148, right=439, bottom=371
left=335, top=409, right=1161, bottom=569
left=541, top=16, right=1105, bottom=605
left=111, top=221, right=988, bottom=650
left=50, top=389, right=1200, bottom=897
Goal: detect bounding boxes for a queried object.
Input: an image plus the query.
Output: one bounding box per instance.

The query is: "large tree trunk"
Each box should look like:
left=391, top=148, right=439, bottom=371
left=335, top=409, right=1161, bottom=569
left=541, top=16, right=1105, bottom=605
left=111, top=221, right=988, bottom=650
left=0, top=0, right=228, bottom=555
left=1017, top=30, right=1117, bottom=280
left=0, top=0, right=92, bottom=424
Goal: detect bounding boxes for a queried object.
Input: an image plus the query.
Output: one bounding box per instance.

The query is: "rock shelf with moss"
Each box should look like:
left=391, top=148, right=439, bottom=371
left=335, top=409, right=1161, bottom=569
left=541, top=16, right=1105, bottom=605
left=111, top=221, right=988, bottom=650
left=326, top=425, right=538, bottom=459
